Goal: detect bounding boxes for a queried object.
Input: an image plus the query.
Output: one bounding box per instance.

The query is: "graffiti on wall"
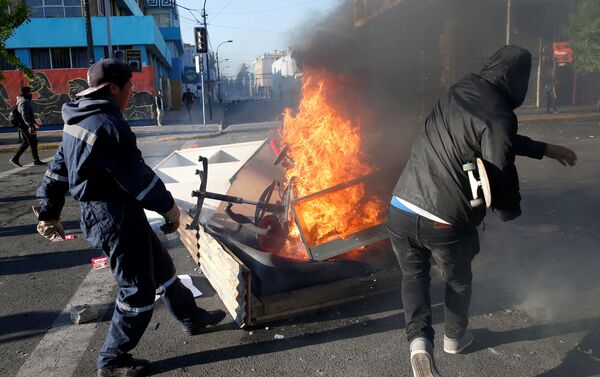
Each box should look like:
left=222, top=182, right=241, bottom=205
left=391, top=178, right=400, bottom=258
left=0, top=67, right=157, bottom=127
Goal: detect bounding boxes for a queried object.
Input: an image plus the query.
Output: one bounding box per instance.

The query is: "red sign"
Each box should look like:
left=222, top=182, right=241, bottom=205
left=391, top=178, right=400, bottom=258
left=553, top=42, right=573, bottom=64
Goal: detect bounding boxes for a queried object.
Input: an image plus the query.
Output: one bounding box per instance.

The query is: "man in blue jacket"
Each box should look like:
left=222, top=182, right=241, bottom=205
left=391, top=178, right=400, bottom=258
left=388, top=46, right=577, bottom=377
left=36, top=59, right=226, bottom=377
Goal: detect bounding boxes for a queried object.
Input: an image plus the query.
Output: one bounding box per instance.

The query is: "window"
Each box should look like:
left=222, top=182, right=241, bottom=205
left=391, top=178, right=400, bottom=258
left=44, top=7, right=63, bottom=17
left=51, top=48, right=70, bottom=68
left=71, top=47, right=88, bottom=68
left=152, top=13, right=170, bottom=28
left=30, top=47, right=91, bottom=69
left=0, top=50, right=16, bottom=70
left=26, top=0, right=82, bottom=18
left=31, top=48, right=51, bottom=69
left=64, top=0, right=81, bottom=16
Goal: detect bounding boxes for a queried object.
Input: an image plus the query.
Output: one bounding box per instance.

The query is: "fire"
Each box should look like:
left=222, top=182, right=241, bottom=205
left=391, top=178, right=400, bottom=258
left=278, top=69, right=385, bottom=259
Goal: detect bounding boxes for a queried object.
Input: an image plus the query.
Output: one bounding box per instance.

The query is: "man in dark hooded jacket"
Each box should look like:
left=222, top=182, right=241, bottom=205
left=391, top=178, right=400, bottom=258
left=9, top=86, right=45, bottom=167
left=35, top=59, right=226, bottom=377
left=387, top=46, right=577, bottom=377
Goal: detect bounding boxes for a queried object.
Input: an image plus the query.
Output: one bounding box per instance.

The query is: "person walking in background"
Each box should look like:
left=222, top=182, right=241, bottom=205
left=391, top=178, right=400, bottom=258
left=182, top=88, right=196, bottom=122
left=9, top=86, right=45, bottom=167
left=544, top=81, right=558, bottom=113
left=35, top=59, right=226, bottom=376
left=155, top=89, right=164, bottom=126
left=387, top=46, right=576, bottom=377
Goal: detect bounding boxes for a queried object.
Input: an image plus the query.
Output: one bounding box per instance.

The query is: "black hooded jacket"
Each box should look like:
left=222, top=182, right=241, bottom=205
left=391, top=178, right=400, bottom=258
left=392, top=45, right=547, bottom=228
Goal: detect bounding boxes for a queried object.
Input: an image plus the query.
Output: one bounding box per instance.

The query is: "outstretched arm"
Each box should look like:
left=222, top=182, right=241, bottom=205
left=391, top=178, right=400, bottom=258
left=544, top=144, right=577, bottom=166
left=514, top=134, right=577, bottom=166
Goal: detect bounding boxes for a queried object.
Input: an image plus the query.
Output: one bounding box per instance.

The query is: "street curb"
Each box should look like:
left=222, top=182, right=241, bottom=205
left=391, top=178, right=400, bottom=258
left=144, top=131, right=224, bottom=144
left=0, top=142, right=61, bottom=153
left=519, top=113, right=600, bottom=124
left=0, top=130, right=227, bottom=153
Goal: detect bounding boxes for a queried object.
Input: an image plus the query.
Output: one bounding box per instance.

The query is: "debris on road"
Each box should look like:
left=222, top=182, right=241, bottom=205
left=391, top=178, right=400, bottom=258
left=274, top=334, right=285, bottom=339
left=91, top=256, right=109, bottom=270
left=70, top=304, right=100, bottom=324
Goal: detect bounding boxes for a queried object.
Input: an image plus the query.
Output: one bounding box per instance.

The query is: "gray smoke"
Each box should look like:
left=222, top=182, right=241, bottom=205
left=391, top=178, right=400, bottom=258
left=288, top=0, right=600, bottom=333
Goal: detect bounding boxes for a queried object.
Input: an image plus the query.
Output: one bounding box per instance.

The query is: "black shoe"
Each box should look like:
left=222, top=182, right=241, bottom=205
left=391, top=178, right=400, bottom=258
left=97, top=355, right=149, bottom=377
left=33, top=160, right=47, bottom=166
left=183, top=309, right=226, bottom=335
left=9, top=158, right=22, bottom=167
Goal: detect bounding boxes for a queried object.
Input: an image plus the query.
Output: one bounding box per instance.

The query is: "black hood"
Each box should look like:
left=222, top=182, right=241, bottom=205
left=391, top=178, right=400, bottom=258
left=61, top=98, right=120, bottom=125
left=479, top=45, right=531, bottom=109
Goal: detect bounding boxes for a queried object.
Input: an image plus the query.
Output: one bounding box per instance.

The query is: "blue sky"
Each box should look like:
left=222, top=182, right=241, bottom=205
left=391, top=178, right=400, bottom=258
left=176, top=0, right=342, bottom=77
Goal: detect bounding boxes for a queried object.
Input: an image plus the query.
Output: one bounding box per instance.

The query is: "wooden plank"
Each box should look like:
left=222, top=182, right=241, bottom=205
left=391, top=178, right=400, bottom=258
left=179, top=234, right=200, bottom=265
left=177, top=208, right=200, bottom=264
left=200, top=259, right=245, bottom=325
left=176, top=207, right=248, bottom=326
left=259, top=269, right=402, bottom=317
left=199, top=250, right=244, bottom=287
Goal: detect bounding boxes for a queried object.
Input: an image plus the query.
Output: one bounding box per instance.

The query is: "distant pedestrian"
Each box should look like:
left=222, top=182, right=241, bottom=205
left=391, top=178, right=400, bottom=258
left=544, top=81, right=558, bottom=113
left=155, top=89, right=164, bottom=126
left=9, top=86, right=45, bottom=167
left=182, top=88, right=196, bottom=122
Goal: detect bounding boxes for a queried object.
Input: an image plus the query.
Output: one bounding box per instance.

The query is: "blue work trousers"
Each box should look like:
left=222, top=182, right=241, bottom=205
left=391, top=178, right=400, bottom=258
left=80, top=201, right=199, bottom=369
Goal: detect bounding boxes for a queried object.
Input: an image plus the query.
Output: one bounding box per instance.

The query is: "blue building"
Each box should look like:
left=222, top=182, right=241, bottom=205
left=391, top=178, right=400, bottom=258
left=0, top=0, right=185, bottom=126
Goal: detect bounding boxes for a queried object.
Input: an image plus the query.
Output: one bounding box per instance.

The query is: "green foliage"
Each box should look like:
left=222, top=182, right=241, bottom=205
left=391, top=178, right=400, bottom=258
left=0, top=0, right=33, bottom=81
left=564, top=0, right=600, bottom=73
left=236, top=63, right=249, bottom=84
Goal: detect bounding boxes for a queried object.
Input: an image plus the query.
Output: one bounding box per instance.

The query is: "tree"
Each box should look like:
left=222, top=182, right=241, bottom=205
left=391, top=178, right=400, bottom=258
left=564, top=0, right=600, bottom=73
left=235, top=63, right=250, bottom=97
left=0, top=0, right=33, bottom=81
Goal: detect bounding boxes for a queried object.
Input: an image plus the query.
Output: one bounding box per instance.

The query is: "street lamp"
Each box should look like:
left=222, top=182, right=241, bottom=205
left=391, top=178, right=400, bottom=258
left=216, top=40, right=233, bottom=104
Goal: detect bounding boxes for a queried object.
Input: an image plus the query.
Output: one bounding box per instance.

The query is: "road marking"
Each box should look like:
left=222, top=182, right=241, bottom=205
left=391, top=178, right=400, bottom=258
left=0, top=156, right=54, bottom=180
left=16, top=267, right=115, bottom=377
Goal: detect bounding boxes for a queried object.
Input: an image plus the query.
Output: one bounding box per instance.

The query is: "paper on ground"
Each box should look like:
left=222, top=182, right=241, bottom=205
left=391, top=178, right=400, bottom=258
left=178, top=274, right=202, bottom=297
left=155, top=274, right=203, bottom=301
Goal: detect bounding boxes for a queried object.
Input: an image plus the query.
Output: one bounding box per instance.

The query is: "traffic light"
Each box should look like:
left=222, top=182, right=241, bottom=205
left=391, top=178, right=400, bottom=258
left=194, top=27, right=208, bottom=54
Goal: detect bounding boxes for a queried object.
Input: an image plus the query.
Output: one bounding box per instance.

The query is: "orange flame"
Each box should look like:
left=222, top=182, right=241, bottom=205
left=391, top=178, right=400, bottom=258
left=278, top=69, right=385, bottom=259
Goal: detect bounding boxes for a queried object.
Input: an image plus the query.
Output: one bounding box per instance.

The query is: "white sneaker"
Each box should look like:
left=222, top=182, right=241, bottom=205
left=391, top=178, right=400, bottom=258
left=443, top=329, right=473, bottom=354
left=410, top=338, right=441, bottom=377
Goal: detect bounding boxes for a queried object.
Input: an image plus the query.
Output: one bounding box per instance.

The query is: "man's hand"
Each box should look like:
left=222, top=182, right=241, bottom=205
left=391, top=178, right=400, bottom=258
left=37, top=219, right=66, bottom=241
left=160, top=204, right=180, bottom=234
left=544, top=144, right=577, bottom=166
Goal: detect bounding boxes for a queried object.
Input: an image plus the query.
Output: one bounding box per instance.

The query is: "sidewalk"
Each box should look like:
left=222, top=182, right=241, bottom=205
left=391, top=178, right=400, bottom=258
left=517, top=104, right=600, bottom=123
left=0, top=101, right=229, bottom=153
left=2, top=102, right=596, bottom=153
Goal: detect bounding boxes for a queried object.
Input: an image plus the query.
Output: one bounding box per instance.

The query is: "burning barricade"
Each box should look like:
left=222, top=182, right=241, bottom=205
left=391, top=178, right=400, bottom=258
left=166, top=69, right=402, bottom=327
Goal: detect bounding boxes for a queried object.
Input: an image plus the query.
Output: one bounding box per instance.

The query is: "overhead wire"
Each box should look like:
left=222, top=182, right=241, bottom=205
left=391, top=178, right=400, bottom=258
left=208, top=22, right=292, bottom=35
left=217, top=0, right=320, bottom=15
left=210, top=0, right=237, bottom=21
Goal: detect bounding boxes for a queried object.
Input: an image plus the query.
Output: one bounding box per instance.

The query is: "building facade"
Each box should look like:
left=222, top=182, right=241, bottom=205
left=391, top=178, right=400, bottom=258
left=0, top=0, right=185, bottom=127
left=252, top=50, right=286, bottom=98
left=272, top=50, right=301, bottom=102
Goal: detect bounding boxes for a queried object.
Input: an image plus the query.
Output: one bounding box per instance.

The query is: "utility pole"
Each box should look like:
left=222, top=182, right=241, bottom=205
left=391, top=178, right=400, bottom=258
left=196, top=55, right=206, bottom=126
left=506, top=0, right=512, bottom=45
left=81, top=0, right=95, bottom=65
left=202, top=0, right=213, bottom=120
left=104, top=0, right=112, bottom=58
left=536, top=37, right=542, bottom=108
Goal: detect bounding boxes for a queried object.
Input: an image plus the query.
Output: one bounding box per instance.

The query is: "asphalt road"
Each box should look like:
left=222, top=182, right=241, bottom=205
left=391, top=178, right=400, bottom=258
left=0, top=118, right=599, bottom=377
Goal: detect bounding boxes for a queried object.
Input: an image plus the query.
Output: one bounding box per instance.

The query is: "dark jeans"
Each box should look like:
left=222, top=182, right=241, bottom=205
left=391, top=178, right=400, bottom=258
left=13, top=129, right=40, bottom=162
left=546, top=95, right=557, bottom=113
left=387, top=206, right=479, bottom=344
